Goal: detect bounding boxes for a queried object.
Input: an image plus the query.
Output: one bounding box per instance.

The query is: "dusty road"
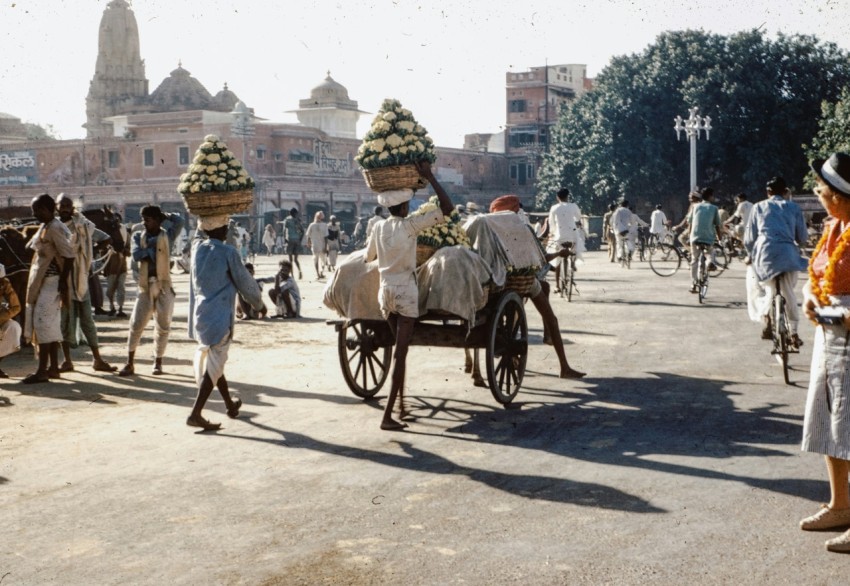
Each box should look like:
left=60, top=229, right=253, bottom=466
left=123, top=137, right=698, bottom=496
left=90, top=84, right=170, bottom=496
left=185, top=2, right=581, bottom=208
left=1, top=250, right=845, bottom=584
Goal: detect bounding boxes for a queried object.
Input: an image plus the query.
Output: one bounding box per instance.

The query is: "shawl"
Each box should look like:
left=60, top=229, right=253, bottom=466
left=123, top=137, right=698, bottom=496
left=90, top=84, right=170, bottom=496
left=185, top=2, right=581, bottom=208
left=138, top=230, right=172, bottom=292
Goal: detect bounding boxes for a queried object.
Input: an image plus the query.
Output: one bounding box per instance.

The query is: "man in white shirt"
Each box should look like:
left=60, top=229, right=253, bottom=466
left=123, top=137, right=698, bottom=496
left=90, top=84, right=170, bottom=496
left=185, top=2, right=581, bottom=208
left=649, top=205, right=669, bottom=243
left=726, top=193, right=754, bottom=245
left=365, top=206, right=385, bottom=243
left=546, top=188, right=582, bottom=286
left=610, top=199, right=633, bottom=263
left=365, top=161, right=454, bottom=432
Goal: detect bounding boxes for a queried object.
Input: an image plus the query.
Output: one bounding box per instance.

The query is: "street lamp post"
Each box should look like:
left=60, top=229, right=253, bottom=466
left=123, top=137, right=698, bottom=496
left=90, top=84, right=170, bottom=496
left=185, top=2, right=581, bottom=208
left=230, top=101, right=256, bottom=241
left=673, top=107, right=712, bottom=191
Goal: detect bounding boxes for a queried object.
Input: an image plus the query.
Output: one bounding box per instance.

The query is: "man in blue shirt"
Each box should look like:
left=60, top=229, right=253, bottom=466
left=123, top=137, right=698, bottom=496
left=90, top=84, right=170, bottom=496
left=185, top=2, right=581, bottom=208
left=744, top=176, right=808, bottom=344
left=187, top=215, right=263, bottom=431
left=687, top=188, right=722, bottom=293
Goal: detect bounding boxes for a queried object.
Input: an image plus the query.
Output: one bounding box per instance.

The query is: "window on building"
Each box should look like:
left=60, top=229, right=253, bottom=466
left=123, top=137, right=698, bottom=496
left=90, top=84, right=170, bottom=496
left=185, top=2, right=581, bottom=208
left=256, top=147, right=266, bottom=160
left=274, top=152, right=283, bottom=162
left=178, top=146, right=190, bottom=166
left=510, top=165, right=518, bottom=179
left=509, top=100, right=527, bottom=113
left=143, top=148, right=154, bottom=167
left=108, top=150, right=119, bottom=168
left=527, top=164, right=533, bottom=178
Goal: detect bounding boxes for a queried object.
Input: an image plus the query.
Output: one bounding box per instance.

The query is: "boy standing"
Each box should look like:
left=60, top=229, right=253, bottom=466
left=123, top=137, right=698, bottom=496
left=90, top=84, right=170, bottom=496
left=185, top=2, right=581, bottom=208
left=365, top=161, right=454, bottom=430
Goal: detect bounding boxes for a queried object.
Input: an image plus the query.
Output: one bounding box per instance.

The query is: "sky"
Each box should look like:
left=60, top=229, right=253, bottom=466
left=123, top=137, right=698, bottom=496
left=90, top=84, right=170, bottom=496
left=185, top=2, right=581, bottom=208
left=1, top=0, right=850, bottom=148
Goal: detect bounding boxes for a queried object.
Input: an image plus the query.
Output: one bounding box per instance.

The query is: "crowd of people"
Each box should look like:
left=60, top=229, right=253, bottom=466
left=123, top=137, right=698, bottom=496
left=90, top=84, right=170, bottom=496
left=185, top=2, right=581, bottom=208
left=7, top=150, right=850, bottom=553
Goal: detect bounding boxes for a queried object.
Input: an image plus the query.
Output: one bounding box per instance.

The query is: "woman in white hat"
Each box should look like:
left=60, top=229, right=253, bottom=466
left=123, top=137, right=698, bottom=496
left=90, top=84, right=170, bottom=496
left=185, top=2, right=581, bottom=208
left=800, top=152, right=850, bottom=552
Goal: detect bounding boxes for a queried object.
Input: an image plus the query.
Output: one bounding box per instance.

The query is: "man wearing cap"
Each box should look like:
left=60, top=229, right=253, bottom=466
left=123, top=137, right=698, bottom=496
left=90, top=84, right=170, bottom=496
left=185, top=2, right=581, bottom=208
left=365, top=161, right=454, bottom=431
left=21, top=194, right=75, bottom=384
left=186, top=214, right=264, bottom=430
left=118, top=205, right=184, bottom=377
left=55, top=194, right=116, bottom=374
left=744, top=176, right=807, bottom=343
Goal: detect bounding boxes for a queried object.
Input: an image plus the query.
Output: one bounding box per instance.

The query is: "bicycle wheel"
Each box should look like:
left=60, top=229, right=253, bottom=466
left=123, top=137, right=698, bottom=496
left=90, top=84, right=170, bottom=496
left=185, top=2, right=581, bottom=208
left=697, top=256, right=707, bottom=303
left=709, top=244, right=729, bottom=277
left=649, top=243, right=681, bottom=277
left=773, top=295, right=791, bottom=384
left=555, top=266, right=569, bottom=297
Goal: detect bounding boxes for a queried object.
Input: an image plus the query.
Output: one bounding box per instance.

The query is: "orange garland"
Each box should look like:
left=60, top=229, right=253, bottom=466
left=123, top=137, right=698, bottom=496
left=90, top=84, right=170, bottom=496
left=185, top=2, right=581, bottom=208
left=809, top=221, right=850, bottom=305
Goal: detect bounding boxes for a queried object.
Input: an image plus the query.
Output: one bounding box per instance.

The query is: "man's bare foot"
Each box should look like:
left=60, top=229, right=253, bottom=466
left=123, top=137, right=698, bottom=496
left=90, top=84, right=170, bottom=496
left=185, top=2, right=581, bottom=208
left=560, top=367, right=586, bottom=379
left=58, top=361, right=74, bottom=373
left=118, top=364, right=134, bottom=377
left=186, top=414, right=222, bottom=431
left=380, top=419, right=408, bottom=431
left=472, top=375, right=488, bottom=388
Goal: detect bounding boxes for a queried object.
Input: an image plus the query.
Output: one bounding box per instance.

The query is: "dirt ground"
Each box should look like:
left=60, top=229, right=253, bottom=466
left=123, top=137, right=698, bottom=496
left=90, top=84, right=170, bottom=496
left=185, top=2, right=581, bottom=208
left=2, top=250, right=849, bottom=585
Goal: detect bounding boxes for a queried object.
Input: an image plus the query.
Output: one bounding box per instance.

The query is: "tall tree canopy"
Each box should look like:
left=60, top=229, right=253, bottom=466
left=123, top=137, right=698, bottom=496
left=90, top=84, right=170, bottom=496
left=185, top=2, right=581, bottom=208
left=804, top=86, right=850, bottom=189
left=536, top=30, right=850, bottom=214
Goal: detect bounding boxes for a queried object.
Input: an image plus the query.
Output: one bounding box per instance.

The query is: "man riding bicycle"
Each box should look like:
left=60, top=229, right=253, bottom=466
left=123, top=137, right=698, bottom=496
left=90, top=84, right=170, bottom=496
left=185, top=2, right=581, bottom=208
left=744, top=176, right=808, bottom=345
left=686, top=187, right=722, bottom=294
left=546, top=188, right=582, bottom=290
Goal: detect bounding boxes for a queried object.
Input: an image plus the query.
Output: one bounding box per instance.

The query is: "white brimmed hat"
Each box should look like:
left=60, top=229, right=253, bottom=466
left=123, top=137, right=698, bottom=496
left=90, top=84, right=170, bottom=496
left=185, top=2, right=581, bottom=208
left=812, top=152, right=850, bottom=197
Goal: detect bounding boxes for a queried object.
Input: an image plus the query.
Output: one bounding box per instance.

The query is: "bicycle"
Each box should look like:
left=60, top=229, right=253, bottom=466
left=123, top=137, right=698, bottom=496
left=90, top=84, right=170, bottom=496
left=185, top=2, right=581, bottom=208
left=556, top=242, right=579, bottom=301
left=692, top=242, right=712, bottom=303
left=768, top=275, right=800, bottom=385
left=617, top=230, right=631, bottom=269
left=648, top=236, right=729, bottom=278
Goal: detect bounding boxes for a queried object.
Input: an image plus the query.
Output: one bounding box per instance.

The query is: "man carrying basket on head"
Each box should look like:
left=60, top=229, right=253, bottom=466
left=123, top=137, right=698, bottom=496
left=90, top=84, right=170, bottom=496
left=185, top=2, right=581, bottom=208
left=365, top=161, right=454, bottom=431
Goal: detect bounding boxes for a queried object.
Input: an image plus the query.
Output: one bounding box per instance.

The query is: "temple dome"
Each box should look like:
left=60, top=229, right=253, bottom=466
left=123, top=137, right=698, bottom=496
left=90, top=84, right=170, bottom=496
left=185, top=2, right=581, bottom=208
left=148, top=63, right=216, bottom=112
left=212, top=83, right=240, bottom=112
left=300, top=72, right=358, bottom=110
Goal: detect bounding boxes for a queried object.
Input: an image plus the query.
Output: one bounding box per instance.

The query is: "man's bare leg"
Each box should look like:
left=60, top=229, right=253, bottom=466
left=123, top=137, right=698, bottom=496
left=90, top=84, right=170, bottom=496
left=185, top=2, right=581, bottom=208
left=187, top=372, right=222, bottom=431
left=530, top=283, right=585, bottom=379
left=382, top=314, right=415, bottom=430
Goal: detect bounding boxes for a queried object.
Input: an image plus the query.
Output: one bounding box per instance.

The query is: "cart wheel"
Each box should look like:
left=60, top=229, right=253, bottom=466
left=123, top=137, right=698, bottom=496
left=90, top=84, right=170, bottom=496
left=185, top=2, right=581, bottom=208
left=338, top=322, right=392, bottom=398
left=485, top=291, right=528, bottom=405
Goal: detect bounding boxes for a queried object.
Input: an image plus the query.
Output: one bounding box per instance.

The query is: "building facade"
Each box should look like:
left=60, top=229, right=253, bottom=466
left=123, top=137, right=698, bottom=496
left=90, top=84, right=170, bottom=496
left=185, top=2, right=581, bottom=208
left=504, top=64, right=592, bottom=194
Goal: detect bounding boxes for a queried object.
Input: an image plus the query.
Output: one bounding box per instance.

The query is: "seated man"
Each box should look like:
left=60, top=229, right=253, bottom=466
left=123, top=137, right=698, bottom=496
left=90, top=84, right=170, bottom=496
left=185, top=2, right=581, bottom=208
left=236, top=263, right=270, bottom=320
left=268, top=259, right=301, bottom=318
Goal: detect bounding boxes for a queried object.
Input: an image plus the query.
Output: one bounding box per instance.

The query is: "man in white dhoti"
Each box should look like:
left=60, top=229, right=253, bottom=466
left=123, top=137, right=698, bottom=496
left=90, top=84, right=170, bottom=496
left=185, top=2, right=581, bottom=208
left=56, top=194, right=116, bottom=373
left=186, top=215, right=264, bottom=431
left=22, top=194, right=75, bottom=384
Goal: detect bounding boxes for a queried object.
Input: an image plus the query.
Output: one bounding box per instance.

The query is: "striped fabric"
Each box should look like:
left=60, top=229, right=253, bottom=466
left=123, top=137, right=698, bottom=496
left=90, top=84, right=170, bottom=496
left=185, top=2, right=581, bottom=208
left=802, top=325, right=850, bottom=460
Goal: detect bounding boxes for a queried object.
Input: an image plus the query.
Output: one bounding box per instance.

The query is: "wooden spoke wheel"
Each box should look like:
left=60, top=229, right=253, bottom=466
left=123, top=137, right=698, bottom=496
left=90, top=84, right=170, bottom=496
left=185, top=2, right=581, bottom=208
left=338, top=321, right=392, bottom=398
left=485, top=292, right=528, bottom=405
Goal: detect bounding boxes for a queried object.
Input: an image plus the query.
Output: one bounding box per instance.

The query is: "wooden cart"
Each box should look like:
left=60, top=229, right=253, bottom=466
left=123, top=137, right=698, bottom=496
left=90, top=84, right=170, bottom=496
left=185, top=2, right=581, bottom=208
left=329, top=289, right=528, bottom=405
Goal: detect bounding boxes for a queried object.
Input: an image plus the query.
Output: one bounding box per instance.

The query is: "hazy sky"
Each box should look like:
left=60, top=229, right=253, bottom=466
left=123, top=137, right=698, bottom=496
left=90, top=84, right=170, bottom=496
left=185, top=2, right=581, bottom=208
left=1, top=0, right=849, bottom=148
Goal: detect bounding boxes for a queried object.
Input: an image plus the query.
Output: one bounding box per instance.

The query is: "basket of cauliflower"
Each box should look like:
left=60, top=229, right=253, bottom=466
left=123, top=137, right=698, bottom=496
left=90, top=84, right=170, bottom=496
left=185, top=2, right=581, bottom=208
left=177, top=134, right=255, bottom=216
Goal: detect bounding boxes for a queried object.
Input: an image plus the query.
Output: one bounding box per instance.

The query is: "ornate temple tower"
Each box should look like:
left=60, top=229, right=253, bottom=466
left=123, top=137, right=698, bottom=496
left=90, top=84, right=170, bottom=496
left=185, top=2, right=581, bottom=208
left=291, top=73, right=366, bottom=139
left=85, top=0, right=149, bottom=137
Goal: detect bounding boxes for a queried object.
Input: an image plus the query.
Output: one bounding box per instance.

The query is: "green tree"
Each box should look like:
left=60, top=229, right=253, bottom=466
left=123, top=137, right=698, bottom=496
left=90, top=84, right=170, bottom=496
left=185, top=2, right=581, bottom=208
left=24, top=122, right=58, bottom=141
left=804, top=86, right=850, bottom=189
left=537, top=30, right=850, bottom=214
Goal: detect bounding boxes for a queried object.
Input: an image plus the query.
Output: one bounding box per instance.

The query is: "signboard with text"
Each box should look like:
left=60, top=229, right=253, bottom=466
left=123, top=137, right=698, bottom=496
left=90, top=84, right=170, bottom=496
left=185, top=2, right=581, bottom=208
left=0, top=150, right=38, bottom=185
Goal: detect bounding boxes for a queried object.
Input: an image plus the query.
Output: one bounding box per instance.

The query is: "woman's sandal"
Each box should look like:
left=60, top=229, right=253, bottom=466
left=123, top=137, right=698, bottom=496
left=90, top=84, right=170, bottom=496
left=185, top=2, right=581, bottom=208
left=227, top=398, right=242, bottom=419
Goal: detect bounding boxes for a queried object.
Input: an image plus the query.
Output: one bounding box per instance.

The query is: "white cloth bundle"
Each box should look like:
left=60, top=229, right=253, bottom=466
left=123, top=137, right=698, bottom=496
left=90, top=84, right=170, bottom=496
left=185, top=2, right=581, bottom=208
left=198, top=214, right=230, bottom=231
left=377, top=189, right=414, bottom=208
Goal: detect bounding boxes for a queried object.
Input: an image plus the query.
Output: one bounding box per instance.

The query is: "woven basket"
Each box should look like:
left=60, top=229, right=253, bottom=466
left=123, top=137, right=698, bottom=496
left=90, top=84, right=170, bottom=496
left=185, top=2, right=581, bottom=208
left=362, top=165, right=426, bottom=193
left=504, top=273, right=537, bottom=296
left=416, top=243, right=438, bottom=266
left=182, top=189, right=253, bottom=217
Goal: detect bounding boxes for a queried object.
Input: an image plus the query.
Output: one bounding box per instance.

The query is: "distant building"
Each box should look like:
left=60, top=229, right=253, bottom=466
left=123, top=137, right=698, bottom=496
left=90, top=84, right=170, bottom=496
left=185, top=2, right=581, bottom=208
left=0, top=112, right=27, bottom=143
left=505, top=64, right=593, bottom=192
left=289, top=72, right=368, bottom=140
